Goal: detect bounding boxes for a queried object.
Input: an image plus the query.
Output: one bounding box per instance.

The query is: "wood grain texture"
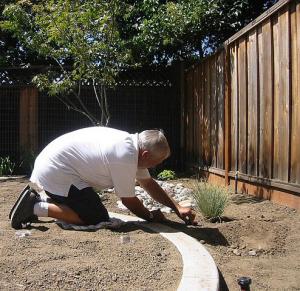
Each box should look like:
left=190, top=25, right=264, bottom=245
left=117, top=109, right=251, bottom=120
left=247, top=29, right=259, bottom=176
left=238, top=38, right=248, bottom=174
left=290, top=2, right=300, bottom=183
left=258, top=20, right=273, bottom=179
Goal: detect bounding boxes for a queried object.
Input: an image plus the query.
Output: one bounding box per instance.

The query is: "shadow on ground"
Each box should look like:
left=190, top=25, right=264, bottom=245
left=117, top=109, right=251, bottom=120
left=162, top=220, right=229, bottom=247
left=230, top=193, right=264, bottom=205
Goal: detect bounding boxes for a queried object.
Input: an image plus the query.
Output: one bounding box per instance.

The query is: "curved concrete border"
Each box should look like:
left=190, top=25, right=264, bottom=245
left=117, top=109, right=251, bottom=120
left=109, top=212, right=219, bottom=291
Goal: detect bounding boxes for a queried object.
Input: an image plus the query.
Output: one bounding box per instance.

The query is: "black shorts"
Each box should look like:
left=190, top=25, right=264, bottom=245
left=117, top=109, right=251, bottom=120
left=46, top=185, right=109, bottom=225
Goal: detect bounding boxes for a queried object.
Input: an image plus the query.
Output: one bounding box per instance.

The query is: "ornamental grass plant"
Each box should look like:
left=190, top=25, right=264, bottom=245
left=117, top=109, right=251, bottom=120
left=0, top=156, right=15, bottom=176
left=192, top=182, right=229, bottom=220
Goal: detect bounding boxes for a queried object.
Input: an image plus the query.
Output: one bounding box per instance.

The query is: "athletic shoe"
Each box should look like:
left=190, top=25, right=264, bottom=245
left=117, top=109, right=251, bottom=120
left=10, top=191, right=39, bottom=229
left=9, top=185, right=40, bottom=220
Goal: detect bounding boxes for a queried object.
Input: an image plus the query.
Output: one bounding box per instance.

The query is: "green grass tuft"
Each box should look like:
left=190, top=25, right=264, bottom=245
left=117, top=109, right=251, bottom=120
left=192, top=182, right=229, bottom=220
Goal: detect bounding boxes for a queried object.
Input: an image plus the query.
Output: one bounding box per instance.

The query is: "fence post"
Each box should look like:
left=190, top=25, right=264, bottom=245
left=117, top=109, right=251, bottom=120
left=224, top=45, right=231, bottom=185
left=19, top=86, right=38, bottom=156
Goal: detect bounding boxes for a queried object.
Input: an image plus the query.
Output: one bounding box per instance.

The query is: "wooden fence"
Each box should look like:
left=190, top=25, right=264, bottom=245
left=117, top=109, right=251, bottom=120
left=183, top=0, right=300, bottom=208
left=0, top=65, right=182, bottom=172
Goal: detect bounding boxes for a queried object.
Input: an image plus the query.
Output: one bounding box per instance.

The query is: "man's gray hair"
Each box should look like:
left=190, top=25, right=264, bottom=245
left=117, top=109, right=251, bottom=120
left=138, top=129, right=170, bottom=159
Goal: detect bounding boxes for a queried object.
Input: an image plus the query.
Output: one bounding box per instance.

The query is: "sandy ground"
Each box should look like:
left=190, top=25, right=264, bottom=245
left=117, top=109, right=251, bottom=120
left=0, top=178, right=182, bottom=291
left=1, top=177, right=300, bottom=291
left=161, top=179, right=300, bottom=291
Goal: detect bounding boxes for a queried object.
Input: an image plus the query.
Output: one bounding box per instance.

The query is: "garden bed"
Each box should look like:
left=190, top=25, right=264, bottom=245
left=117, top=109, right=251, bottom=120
left=0, top=178, right=181, bottom=291
left=1, top=177, right=299, bottom=290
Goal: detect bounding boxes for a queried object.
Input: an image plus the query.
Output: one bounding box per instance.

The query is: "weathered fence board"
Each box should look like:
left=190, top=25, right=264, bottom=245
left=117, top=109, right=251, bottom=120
left=217, top=51, right=225, bottom=170
left=291, top=2, right=300, bottom=184
left=1, top=66, right=181, bottom=170
left=185, top=70, right=193, bottom=164
left=272, top=8, right=290, bottom=182
left=211, top=55, right=218, bottom=168
left=247, top=29, right=259, bottom=176
left=183, top=0, right=300, bottom=205
left=204, top=60, right=211, bottom=166
left=238, top=38, right=248, bottom=174
left=258, top=20, right=273, bottom=179
left=199, top=63, right=205, bottom=164
left=230, top=45, right=238, bottom=172
left=194, top=66, right=200, bottom=165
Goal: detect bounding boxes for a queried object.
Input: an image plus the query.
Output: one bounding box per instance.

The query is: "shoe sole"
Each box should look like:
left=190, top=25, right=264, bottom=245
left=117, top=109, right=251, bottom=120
left=9, top=185, right=30, bottom=220
left=10, top=190, right=33, bottom=229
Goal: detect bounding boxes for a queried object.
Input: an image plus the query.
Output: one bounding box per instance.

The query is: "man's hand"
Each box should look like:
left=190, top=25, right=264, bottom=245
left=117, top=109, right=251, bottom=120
left=121, top=197, right=166, bottom=222
left=177, top=206, right=198, bottom=225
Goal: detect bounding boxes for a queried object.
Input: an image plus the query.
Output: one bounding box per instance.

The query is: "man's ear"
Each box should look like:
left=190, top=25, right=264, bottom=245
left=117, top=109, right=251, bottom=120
left=140, top=150, right=150, bottom=159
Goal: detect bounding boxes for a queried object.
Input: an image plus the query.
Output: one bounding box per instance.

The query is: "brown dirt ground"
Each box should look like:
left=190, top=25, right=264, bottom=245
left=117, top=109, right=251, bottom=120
left=1, top=177, right=300, bottom=291
left=0, top=178, right=182, bottom=291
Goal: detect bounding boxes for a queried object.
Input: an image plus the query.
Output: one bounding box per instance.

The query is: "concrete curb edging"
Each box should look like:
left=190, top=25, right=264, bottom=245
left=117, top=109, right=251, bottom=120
left=109, top=212, right=219, bottom=291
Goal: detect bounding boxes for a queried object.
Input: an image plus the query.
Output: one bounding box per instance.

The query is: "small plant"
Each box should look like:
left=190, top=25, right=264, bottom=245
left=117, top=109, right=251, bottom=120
left=157, top=169, right=176, bottom=181
left=0, top=156, right=15, bottom=176
left=192, top=182, right=229, bottom=220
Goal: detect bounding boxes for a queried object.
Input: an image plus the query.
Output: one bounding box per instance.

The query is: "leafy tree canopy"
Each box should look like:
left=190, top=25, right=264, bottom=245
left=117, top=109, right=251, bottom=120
left=0, top=0, right=277, bottom=124
left=0, top=0, right=45, bottom=67
left=1, top=0, right=277, bottom=67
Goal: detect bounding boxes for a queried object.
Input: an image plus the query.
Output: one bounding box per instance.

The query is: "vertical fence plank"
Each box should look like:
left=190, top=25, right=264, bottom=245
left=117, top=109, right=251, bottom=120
left=182, top=0, right=300, bottom=204
left=224, top=47, right=231, bottom=184
left=188, top=70, right=194, bottom=165
left=258, top=20, right=273, bottom=179
left=180, top=62, right=186, bottom=169
left=197, top=63, right=203, bottom=166
left=29, top=87, right=38, bottom=152
left=184, top=71, right=191, bottom=165
left=191, top=67, right=195, bottom=164
left=203, top=59, right=211, bottom=167
left=247, top=29, right=259, bottom=176
left=273, top=14, right=279, bottom=179
left=274, top=8, right=290, bottom=182
left=200, top=63, right=205, bottom=165
left=211, top=55, right=218, bottom=168
left=238, top=38, right=248, bottom=174
left=194, top=66, right=200, bottom=165
left=291, top=2, right=300, bottom=183
left=19, top=88, right=29, bottom=151
left=20, top=87, right=38, bottom=154
left=230, top=44, right=238, bottom=172
left=193, top=67, right=197, bottom=165
left=217, top=51, right=225, bottom=170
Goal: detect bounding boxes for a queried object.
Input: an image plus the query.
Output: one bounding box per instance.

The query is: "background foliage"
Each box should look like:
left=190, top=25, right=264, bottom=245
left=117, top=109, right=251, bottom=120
left=0, top=0, right=277, bottom=124
left=1, top=0, right=278, bottom=67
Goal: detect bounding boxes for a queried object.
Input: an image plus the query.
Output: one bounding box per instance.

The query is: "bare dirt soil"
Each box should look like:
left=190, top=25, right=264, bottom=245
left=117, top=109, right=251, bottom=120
left=1, top=177, right=300, bottom=291
left=0, top=178, right=182, bottom=291
left=161, top=179, right=300, bottom=291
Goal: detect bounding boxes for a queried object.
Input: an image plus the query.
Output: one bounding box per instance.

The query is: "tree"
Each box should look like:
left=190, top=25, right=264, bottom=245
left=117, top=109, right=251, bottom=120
left=0, top=0, right=47, bottom=67
left=117, top=0, right=277, bottom=63
left=2, top=0, right=131, bottom=125
left=201, top=0, right=277, bottom=52
left=1, top=0, right=277, bottom=124
left=117, top=0, right=213, bottom=64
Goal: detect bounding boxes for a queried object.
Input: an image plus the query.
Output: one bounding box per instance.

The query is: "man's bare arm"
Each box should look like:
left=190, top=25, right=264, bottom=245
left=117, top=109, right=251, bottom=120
left=137, top=178, right=197, bottom=225
left=121, top=196, right=165, bottom=222
left=137, top=178, right=180, bottom=214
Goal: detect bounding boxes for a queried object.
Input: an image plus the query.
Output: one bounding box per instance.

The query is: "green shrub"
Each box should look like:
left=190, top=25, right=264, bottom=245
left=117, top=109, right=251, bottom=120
left=192, top=182, right=229, bottom=220
left=157, top=169, right=176, bottom=181
left=0, top=156, right=15, bottom=176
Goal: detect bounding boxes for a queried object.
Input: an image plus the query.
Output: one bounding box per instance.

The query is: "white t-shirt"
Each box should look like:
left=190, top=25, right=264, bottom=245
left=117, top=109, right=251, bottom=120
left=30, top=127, right=150, bottom=197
